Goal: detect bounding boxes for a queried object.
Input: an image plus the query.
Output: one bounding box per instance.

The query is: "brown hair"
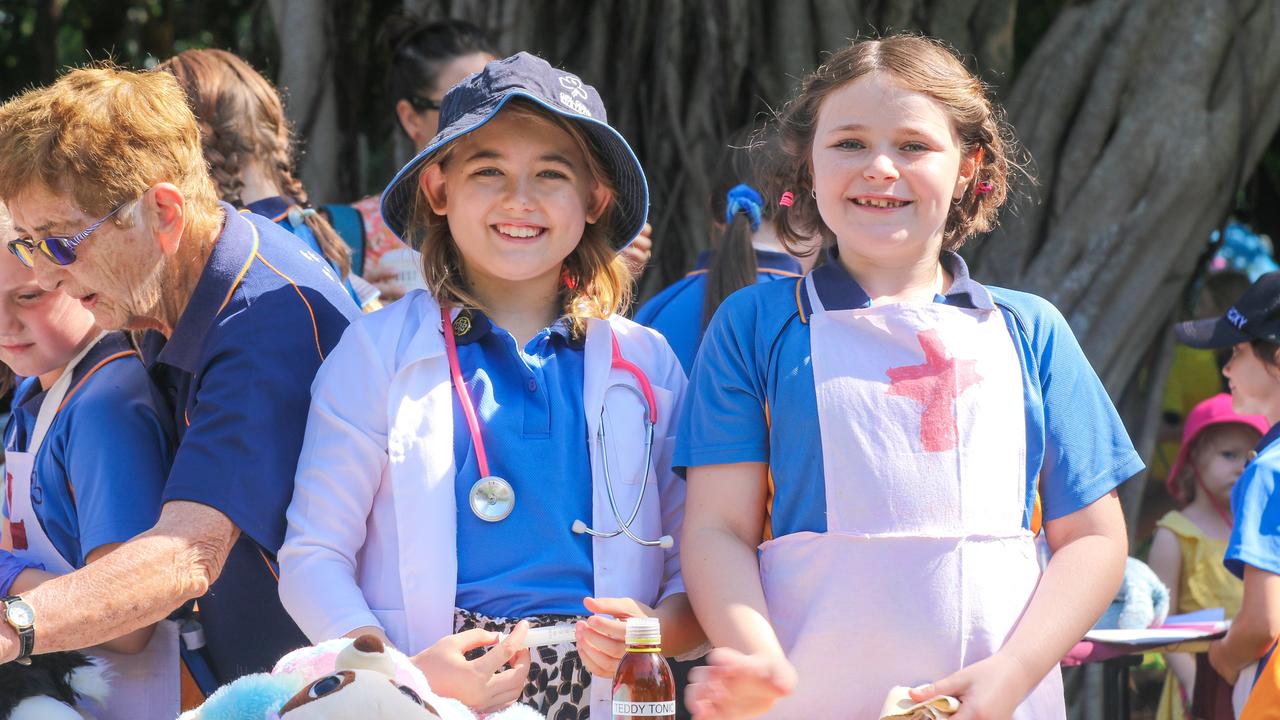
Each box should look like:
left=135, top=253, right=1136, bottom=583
left=1171, top=423, right=1258, bottom=504
left=158, top=49, right=351, bottom=277
left=703, top=130, right=773, bottom=326
left=409, top=99, right=631, bottom=336
left=0, top=63, right=222, bottom=242
left=764, top=34, right=1023, bottom=253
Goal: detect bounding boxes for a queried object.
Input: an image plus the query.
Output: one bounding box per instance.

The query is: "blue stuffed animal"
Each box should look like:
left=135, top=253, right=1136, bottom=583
left=1093, top=557, right=1171, bottom=630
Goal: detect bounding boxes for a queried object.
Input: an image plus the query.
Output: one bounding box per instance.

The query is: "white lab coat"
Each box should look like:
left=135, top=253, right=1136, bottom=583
left=279, top=289, right=687, bottom=717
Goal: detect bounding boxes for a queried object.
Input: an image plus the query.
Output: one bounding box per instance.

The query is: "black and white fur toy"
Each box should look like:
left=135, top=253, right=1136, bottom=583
left=0, top=652, right=109, bottom=720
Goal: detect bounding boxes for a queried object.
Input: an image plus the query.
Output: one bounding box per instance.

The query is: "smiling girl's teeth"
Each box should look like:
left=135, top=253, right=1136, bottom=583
left=854, top=198, right=908, bottom=208
left=496, top=224, right=542, bottom=238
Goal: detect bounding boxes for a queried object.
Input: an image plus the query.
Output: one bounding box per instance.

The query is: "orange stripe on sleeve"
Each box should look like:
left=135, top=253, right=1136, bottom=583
left=762, top=402, right=776, bottom=541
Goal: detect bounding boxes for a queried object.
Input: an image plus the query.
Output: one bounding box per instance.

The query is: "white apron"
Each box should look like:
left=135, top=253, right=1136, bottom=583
left=755, top=279, right=1064, bottom=718
left=4, top=338, right=180, bottom=720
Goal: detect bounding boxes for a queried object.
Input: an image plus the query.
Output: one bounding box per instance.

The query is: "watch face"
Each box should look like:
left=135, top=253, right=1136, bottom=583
left=6, top=601, right=33, bottom=628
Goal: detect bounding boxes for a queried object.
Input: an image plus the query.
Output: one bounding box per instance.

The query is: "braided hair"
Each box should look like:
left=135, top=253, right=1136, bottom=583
left=157, top=49, right=351, bottom=277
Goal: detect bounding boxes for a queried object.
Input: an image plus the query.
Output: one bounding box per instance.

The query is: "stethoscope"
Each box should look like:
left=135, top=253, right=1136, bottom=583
left=442, top=308, right=674, bottom=548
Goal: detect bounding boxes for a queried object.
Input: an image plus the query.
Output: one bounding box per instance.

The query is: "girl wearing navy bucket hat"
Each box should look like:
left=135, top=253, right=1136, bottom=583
left=279, top=52, right=703, bottom=718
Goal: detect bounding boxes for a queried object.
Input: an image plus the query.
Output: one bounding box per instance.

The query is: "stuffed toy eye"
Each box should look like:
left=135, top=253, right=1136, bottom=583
left=396, top=683, right=422, bottom=705
left=392, top=682, right=437, bottom=714
left=308, top=672, right=351, bottom=698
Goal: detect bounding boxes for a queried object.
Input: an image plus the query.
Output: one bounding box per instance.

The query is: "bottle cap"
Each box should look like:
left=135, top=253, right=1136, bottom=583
left=625, top=617, right=661, bottom=645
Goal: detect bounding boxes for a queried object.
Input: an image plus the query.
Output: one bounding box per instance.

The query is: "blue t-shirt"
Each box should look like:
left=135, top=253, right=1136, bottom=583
left=635, top=249, right=803, bottom=374
left=1225, top=422, right=1280, bottom=578
left=674, top=251, right=1144, bottom=538
left=142, top=204, right=359, bottom=682
left=244, top=197, right=362, bottom=308
left=449, top=312, right=595, bottom=618
left=3, top=332, right=172, bottom=568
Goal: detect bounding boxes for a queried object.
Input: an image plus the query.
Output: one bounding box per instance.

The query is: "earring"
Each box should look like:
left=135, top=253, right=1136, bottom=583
left=810, top=189, right=817, bottom=200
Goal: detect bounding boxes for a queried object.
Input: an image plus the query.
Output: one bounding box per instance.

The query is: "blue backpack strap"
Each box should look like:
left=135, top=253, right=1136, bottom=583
left=322, top=203, right=366, bottom=276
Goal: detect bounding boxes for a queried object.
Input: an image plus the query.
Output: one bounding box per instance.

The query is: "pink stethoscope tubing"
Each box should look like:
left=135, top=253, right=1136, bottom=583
left=441, top=308, right=671, bottom=547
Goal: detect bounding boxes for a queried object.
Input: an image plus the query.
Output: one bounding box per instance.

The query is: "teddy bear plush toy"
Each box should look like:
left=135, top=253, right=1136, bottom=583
left=179, top=635, right=544, bottom=720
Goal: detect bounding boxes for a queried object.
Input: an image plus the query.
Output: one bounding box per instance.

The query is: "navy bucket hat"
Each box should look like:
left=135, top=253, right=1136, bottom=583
left=379, top=52, right=649, bottom=251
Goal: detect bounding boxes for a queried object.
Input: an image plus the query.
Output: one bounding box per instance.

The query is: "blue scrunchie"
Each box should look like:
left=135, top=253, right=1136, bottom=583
left=0, top=550, right=43, bottom=597
left=724, top=183, right=764, bottom=232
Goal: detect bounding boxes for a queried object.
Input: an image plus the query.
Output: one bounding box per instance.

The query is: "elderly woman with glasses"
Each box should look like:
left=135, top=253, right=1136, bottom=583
left=0, top=62, right=360, bottom=697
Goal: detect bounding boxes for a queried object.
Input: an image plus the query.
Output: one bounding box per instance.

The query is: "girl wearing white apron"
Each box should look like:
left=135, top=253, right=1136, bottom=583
left=280, top=53, right=702, bottom=718
left=0, top=227, right=179, bottom=720
left=677, top=36, right=1140, bottom=719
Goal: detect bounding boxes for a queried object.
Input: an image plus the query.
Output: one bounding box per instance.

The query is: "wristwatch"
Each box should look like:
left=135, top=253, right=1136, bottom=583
left=1, top=595, right=35, bottom=662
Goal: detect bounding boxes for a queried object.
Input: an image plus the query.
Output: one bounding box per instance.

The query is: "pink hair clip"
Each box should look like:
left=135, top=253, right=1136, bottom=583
left=778, top=191, right=795, bottom=208
left=975, top=181, right=994, bottom=196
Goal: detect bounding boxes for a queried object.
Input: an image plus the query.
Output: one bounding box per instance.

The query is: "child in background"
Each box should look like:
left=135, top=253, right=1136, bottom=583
left=1148, top=393, right=1266, bottom=719
left=635, top=132, right=816, bottom=374
left=1175, top=274, right=1280, bottom=718
left=158, top=49, right=378, bottom=311
left=677, top=35, right=1140, bottom=718
left=279, top=53, right=701, bottom=717
left=0, top=204, right=177, bottom=719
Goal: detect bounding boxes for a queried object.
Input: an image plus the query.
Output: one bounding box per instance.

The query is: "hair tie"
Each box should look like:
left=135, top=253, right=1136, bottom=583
left=975, top=181, right=994, bottom=196
left=778, top=191, right=795, bottom=208
left=287, top=206, right=318, bottom=229
left=724, top=184, right=764, bottom=232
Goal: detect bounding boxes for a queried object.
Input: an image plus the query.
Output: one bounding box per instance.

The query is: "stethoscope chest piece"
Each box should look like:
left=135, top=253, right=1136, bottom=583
left=469, top=476, right=514, bottom=522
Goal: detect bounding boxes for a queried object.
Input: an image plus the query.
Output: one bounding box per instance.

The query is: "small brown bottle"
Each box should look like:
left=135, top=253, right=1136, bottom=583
left=612, top=617, right=675, bottom=719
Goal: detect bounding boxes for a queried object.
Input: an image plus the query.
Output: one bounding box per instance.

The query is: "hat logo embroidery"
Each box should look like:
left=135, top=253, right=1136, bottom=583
left=1228, top=307, right=1247, bottom=329
left=557, top=75, right=592, bottom=117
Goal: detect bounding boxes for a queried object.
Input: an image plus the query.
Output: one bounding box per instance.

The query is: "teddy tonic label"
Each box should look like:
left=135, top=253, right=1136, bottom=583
left=613, top=700, right=677, bottom=716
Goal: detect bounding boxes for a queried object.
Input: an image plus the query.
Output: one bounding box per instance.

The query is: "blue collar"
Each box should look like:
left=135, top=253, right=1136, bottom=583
left=1256, top=421, right=1280, bottom=454
left=154, top=203, right=246, bottom=373
left=451, top=309, right=583, bottom=349
left=244, top=196, right=293, bottom=222
left=801, top=249, right=994, bottom=316
left=14, top=333, right=134, bottom=419
left=692, top=248, right=803, bottom=276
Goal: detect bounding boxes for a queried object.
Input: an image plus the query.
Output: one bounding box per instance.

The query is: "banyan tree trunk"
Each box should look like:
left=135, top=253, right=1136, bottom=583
left=270, top=0, right=343, bottom=204
left=969, top=0, right=1280, bottom=531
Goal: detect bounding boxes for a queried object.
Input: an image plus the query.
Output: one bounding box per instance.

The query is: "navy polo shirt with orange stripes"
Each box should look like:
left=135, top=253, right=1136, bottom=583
left=142, top=204, right=360, bottom=683
left=635, top=248, right=803, bottom=374
left=4, top=332, right=173, bottom=569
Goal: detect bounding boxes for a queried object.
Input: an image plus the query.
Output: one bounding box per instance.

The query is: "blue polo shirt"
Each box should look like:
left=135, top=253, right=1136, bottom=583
left=635, top=249, right=803, bottom=373
left=1224, top=422, right=1280, bottom=578
left=675, top=251, right=1144, bottom=538
left=449, top=312, right=595, bottom=618
left=3, top=332, right=171, bottom=568
left=244, top=197, right=362, bottom=308
left=142, top=204, right=359, bottom=682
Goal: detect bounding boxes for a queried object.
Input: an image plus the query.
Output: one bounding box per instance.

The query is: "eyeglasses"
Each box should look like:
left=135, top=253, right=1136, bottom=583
left=407, top=95, right=442, bottom=112
left=7, top=200, right=129, bottom=268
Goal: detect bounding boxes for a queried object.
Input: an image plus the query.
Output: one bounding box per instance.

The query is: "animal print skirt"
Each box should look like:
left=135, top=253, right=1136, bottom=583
left=454, top=607, right=592, bottom=720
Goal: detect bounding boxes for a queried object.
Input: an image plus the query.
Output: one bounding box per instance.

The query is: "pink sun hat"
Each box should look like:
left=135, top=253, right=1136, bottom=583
left=1166, top=393, right=1269, bottom=502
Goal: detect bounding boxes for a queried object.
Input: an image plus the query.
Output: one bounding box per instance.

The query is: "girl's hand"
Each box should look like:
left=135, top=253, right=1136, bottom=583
left=577, top=596, right=653, bottom=678
left=411, top=622, right=531, bottom=713
left=685, top=647, right=796, bottom=720
left=908, top=652, right=1038, bottom=720
left=621, top=224, right=653, bottom=278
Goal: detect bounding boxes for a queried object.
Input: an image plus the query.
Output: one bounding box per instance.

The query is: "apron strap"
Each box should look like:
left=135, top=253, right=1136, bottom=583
left=28, top=331, right=107, bottom=454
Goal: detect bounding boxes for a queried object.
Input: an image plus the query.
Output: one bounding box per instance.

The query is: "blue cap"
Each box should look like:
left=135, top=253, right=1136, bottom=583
left=379, top=52, right=649, bottom=252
